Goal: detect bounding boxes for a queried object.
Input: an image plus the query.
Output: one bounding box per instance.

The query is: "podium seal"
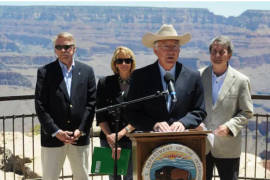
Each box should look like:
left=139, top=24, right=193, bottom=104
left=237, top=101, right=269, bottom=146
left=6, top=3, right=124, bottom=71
left=142, top=143, right=203, bottom=180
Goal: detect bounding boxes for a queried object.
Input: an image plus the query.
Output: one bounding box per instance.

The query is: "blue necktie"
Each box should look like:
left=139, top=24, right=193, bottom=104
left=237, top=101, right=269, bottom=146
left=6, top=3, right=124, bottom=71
left=166, top=86, right=171, bottom=111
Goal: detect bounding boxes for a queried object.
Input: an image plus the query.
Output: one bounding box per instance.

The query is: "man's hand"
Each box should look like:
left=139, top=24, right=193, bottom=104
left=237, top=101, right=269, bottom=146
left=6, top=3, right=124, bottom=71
left=194, top=123, right=207, bottom=131
left=170, top=122, right=185, bottom=132
left=214, top=125, right=230, bottom=136
left=73, top=129, right=83, bottom=141
left=55, top=130, right=75, bottom=144
left=153, top=122, right=171, bottom=132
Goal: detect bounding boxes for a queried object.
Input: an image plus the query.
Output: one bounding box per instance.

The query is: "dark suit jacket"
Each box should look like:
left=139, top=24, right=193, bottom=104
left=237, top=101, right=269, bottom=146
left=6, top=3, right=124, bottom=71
left=35, top=60, right=96, bottom=147
left=96, top=74, right=130, bottom=143
left=127, top=61, right=206, bottom=131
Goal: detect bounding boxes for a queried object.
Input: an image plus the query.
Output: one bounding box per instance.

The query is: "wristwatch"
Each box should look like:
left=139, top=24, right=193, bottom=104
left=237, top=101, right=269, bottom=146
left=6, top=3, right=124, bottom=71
left=125, top=126, right=132, bottom=133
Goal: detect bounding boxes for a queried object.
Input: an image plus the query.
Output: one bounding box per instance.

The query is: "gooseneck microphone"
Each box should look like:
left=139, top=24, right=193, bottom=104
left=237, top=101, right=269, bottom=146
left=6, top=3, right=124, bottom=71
left=164, top=72, right=177, bottom=103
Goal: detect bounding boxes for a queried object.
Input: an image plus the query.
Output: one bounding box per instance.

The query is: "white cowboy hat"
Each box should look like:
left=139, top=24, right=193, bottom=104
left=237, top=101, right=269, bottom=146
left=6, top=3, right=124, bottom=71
left=142, top=24, right=191, bottom=48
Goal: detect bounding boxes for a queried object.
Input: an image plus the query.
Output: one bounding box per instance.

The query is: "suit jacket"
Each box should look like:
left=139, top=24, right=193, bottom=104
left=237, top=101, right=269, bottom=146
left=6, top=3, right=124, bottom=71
left=96, top=74, right=131, bottom=143
left=35, top=60, right=96, bottom=147
left=127, top=61, right=206, bottom=131
left=200, top=65, right=253, bottom=158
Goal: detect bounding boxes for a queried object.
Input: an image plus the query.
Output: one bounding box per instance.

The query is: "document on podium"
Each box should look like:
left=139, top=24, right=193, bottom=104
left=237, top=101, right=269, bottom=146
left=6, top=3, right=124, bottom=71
left=91, top=147, right=131, bottom=175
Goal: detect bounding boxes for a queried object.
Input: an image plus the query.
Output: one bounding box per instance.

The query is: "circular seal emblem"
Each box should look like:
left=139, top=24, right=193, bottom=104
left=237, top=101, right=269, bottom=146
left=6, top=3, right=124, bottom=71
left=142, top=143, right=203, bottom=180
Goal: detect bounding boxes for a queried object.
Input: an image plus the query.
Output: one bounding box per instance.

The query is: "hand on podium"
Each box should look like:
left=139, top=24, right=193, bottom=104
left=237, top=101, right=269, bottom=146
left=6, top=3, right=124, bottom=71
left=170, top=122, right=185, bottom=132
left=194, top=123, right=207, bottom=131
left=153, top=121, right=185, bottom=132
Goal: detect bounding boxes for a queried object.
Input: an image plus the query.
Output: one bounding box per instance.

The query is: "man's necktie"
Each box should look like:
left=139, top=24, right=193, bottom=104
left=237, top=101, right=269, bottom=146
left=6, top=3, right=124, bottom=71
left=166, top=86, right=171, bottom=111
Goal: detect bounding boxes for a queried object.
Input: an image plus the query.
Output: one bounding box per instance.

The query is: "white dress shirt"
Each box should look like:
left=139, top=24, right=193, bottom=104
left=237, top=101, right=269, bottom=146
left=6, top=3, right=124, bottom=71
left=212, top=67, right=228, bottom=105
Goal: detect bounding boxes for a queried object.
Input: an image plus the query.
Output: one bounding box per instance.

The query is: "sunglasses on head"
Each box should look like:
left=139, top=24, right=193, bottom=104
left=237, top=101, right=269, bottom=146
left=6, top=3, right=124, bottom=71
left=115, top=58, right=133, bottom=64
left=55, top=44, right=74, bottom=51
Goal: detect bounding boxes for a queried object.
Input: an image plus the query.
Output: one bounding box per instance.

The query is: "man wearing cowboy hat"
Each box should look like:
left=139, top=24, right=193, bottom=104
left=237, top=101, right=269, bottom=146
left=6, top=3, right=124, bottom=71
left=127, top=24, right=206, bottom=132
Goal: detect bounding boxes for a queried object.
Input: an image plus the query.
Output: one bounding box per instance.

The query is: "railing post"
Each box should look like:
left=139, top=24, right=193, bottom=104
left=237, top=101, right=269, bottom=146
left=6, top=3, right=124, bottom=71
left=12, top=115, right=15, bottom=180
left=255, top=115, right=258, bottom=178
left=3, top=116, right=7, bottom=180
left=265, top=114, right=269, bottom=179
left=32, top=114, right=35, bottom=172
left=245, top=123, right=248, bottom=179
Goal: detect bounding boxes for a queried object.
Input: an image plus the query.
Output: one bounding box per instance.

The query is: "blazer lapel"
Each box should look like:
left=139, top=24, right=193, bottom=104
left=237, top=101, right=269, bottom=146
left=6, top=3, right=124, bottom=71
left=174, top=62, right=181, bottom=82
left=111, top=75, right=123, bottom=102
left=112, top=75, right=121, bottom=96
left=214, top=66, right=236, bottom=109
left=70, top=64, right=81, bottom=100
left=169, top=62, right=181, bottom=113
left=152, top=61, right=168, bottom=113
left=153, top=61, right=164, bottom=91
left=202, top=66, right=213, bottom=111
left=55, top=62, right=70, bottom=102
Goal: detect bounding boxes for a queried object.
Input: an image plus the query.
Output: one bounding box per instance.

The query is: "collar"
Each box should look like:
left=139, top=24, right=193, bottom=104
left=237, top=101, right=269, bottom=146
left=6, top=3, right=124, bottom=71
left=158, top=62, right=176, bottom=79
left=212, top=65, right=228, bottom=81
left=118, top=76, right=130, bottom=85
left=58, top=58, right=75, bottom=72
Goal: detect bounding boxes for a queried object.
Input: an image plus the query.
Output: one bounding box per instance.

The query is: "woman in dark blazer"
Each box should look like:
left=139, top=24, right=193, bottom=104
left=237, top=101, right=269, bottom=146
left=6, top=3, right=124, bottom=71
left=96, top=46, right=136, bottom=180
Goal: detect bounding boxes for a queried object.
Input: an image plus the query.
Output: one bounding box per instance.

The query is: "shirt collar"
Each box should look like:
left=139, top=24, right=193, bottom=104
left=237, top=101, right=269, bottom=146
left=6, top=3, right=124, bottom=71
left=158, top=62, right=176, bottom=79
left=212, top=65, right=228, bottom=81
left=58, top=58, right=75, bottom=72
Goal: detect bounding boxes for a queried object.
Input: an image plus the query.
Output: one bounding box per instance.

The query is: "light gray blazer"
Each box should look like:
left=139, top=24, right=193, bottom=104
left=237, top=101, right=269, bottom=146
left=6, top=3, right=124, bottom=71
left=200, top=65, right=253, bottom=158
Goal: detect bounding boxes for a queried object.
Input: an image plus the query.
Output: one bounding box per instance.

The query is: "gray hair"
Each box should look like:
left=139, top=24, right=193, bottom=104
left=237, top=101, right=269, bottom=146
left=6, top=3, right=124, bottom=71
left=209, top=36, right=233, bottom=54
left=153, top=41, right=159, bottom=50
left=53, top=32, right=76, bottom=46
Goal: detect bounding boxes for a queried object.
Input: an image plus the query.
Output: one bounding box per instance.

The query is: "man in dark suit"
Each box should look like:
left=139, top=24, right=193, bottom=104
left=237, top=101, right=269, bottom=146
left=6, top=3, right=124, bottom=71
left=35, top=32, right=96, bottom=180
left=127, top=24, right=206, bottom=132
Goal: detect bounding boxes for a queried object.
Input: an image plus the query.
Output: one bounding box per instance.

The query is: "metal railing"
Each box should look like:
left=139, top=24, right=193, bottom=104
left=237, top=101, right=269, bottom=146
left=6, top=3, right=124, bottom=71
left=0, top=95, right=270, bottom=180
left=0, top=95, right=106, bottom=180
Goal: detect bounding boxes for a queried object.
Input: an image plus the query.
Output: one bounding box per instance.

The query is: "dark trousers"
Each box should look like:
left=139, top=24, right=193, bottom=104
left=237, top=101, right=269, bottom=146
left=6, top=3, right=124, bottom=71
left=100, top=139, right=133, bottom=180
left=206, top=152, right=240, bottom=180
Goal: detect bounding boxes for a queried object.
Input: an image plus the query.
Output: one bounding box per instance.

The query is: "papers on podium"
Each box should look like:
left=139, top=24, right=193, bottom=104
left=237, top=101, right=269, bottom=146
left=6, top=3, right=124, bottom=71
left=91, top=147, right=131, bottom=175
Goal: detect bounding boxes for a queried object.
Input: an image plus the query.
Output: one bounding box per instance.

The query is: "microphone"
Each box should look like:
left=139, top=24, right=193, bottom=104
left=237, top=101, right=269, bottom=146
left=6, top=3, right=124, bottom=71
left=164, top=72, right=177, bottom=103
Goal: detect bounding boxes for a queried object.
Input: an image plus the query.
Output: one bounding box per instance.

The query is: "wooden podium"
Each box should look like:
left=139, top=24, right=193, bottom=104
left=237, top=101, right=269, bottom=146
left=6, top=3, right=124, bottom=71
left=127, top=130, right=209, bottom=180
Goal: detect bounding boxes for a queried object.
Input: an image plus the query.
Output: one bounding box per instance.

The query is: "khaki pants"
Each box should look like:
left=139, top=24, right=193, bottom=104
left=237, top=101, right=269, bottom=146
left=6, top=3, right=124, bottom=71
left=41, top=144, right=89, bottom=180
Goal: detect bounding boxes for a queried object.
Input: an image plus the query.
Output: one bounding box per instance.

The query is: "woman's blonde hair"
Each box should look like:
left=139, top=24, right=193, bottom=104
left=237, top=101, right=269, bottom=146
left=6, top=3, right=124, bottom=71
left=111, top=46, right=136, bottom=74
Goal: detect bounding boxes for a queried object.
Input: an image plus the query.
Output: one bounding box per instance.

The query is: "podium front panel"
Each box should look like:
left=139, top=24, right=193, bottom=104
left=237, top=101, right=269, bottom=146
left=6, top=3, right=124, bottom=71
left=127, top=131, right=208, bottom=180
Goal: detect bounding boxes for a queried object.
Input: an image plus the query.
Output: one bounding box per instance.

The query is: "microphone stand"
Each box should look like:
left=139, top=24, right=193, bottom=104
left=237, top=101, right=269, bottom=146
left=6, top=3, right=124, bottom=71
left=108, top=106, right=121, bottom=180
left=96, top=90, right=168, bottom=179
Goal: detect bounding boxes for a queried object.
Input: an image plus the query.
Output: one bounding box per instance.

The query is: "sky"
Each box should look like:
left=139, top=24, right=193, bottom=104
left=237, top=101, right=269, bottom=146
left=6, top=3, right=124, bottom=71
left=0, top=0, right=270, bottom=17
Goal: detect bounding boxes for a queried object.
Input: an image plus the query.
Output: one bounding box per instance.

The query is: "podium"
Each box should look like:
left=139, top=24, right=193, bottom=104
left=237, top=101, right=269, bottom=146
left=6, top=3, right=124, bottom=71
left=127, top=130, right=209, bottom=180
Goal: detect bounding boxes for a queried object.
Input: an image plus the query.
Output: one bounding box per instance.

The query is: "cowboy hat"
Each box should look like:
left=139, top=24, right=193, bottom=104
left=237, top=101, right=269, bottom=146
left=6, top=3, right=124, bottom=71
left=142, top=24, right=191, bottom=48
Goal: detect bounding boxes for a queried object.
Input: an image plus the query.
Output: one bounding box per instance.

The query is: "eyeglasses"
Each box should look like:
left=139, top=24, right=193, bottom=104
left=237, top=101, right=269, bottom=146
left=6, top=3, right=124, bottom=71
left=55, top=44, right=74, bottom=51
left=115, top=58, right=133, bottom=64
left=157, top=45, right=180, bottom=51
